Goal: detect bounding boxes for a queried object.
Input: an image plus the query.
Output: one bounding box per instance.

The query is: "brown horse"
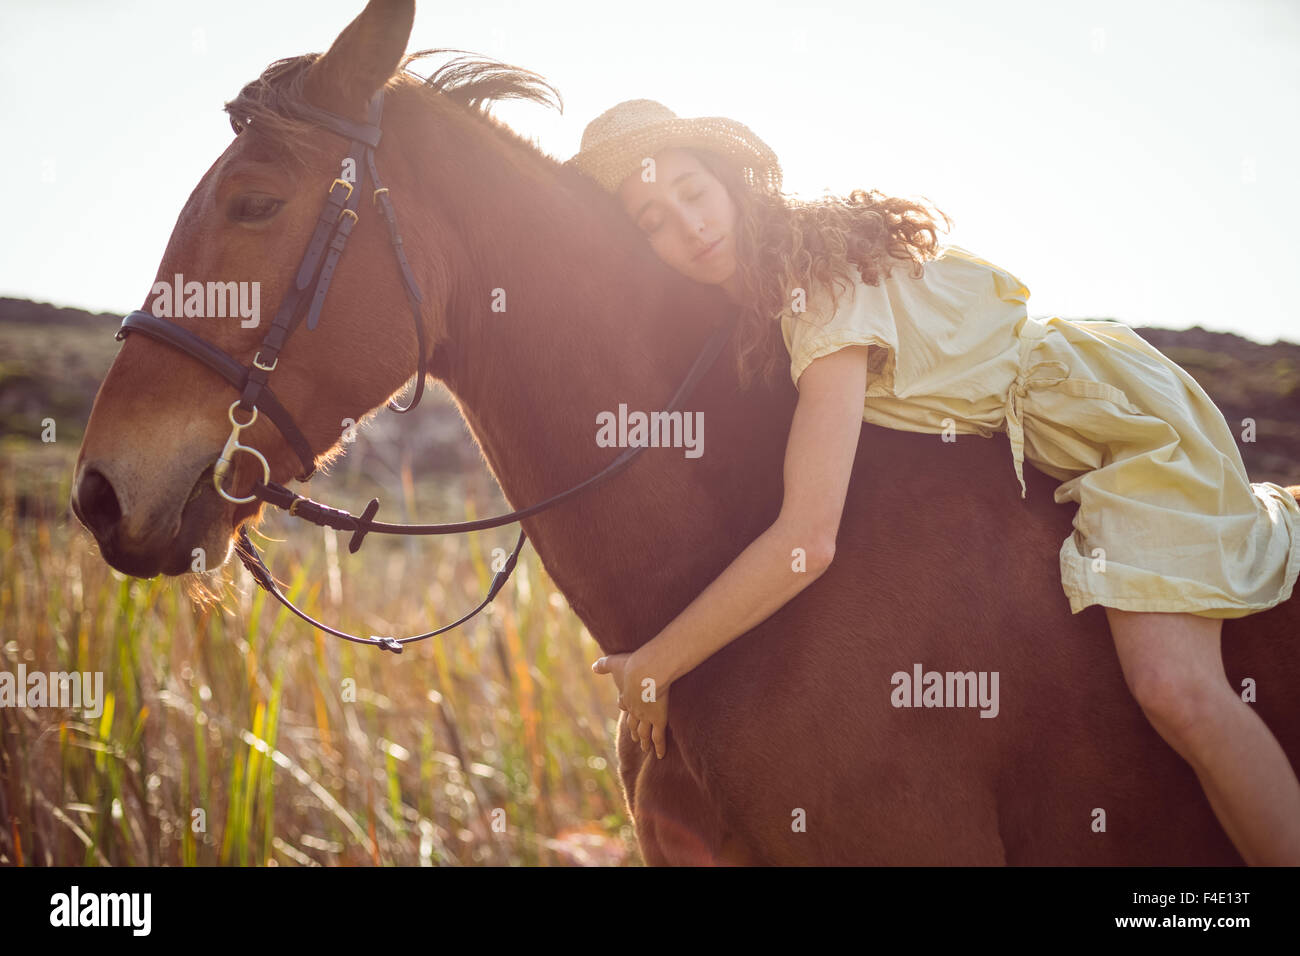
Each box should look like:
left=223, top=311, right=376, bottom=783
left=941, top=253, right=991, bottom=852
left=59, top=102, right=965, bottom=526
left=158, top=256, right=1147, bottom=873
left=72, top=0, right=1300, bottom=864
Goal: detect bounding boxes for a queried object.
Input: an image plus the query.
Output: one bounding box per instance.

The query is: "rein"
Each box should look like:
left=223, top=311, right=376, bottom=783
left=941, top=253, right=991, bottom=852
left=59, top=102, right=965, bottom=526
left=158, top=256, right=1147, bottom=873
left=115, top=86, right=739, bottom=653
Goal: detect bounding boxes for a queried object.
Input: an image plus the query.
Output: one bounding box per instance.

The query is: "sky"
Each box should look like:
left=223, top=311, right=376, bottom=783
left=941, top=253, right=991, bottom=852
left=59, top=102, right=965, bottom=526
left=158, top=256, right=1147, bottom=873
left=1, top=0, right=1296, bottom=343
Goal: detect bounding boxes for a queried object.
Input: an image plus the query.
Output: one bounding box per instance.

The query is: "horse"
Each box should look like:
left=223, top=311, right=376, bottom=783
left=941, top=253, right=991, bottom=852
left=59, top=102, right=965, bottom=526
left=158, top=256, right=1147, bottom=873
left=72, top=0, right=1300, bottom=864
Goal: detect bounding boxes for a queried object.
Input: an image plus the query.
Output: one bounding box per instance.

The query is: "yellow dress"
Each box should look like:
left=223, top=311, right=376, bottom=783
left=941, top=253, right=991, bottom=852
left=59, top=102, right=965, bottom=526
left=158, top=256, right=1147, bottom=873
left=779, top=244, right=1300, bottom=618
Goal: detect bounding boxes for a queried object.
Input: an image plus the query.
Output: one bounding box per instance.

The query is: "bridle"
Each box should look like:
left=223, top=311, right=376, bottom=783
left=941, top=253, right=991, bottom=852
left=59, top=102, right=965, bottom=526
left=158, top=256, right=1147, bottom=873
left=114, top=86, right=738, bottom=653
left=121, top=88, right=427, bottom=491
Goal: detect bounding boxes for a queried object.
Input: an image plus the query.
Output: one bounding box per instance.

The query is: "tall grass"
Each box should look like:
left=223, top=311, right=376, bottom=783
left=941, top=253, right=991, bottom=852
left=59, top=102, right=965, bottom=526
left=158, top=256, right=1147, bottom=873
left=0, top=440, right=636, bottom=866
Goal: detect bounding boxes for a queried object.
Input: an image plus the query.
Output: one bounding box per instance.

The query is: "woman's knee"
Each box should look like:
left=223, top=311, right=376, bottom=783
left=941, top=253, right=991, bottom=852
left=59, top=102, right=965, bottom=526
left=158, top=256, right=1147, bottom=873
left=1125, top=666, right=1226, bottom=743
left=1108, top=610, right=1228, bottom=742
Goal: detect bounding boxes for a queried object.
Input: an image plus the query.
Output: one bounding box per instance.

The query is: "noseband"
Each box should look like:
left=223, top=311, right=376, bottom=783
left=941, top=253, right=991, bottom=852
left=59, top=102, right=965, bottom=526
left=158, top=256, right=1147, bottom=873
left=119, top=88, right=427, bottom=492
left=114, top=87, right=738, bottom=652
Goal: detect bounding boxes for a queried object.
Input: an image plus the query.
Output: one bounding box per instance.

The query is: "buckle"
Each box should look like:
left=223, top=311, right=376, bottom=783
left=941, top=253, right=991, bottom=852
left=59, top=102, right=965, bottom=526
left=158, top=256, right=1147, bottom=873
left=253, top=352, right=278, bottom=371
left=329, top=178, right=354, bottom=201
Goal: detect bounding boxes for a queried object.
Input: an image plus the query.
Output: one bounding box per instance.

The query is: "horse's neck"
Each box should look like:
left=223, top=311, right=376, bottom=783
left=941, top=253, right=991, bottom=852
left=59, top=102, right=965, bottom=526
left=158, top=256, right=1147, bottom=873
left=427, top=166, right=726, bottom=651
left=445, top=302, right=718, bottom=651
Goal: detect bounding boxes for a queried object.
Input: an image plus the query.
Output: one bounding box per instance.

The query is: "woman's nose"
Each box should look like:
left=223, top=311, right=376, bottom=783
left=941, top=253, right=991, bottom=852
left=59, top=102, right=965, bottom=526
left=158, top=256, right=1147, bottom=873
left=679, top=213, right=709, bottom=240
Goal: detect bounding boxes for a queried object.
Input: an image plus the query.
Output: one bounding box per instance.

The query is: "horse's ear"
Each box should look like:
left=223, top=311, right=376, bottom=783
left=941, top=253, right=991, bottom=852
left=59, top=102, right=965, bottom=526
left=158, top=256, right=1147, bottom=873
left=304, top=0, right=415, bottom=115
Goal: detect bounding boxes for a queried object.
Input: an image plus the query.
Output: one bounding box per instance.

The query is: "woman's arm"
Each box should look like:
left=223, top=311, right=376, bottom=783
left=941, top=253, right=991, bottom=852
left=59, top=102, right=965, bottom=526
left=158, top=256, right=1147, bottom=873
left=632, top=343, right=872, bottom=688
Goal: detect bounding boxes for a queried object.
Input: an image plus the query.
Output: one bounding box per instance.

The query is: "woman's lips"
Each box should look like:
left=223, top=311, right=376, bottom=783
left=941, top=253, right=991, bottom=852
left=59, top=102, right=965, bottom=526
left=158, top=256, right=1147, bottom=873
left=694, top=238, right=722, bottom=261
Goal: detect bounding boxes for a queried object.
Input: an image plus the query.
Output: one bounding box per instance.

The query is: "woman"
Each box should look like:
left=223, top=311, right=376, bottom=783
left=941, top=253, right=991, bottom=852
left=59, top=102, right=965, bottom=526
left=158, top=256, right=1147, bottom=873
left=566, top=99, right=1300, bottom=864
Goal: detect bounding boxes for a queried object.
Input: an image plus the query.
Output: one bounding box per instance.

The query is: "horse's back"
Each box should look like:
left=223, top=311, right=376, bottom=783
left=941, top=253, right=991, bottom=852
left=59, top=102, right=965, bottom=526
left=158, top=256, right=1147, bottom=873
left=632, top=427, right=1298, bottom=864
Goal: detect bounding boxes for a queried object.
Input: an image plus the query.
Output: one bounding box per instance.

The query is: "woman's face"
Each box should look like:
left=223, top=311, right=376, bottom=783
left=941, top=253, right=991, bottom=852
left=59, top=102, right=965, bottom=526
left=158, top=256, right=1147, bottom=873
left=617, top=147, right=742, bottom=300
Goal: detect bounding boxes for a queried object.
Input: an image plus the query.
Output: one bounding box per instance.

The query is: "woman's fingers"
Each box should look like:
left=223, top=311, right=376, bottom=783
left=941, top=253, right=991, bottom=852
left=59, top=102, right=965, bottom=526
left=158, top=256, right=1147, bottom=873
left=624, top=713, right=665, bottom=759
left=592, top=653, right=626, bottom=679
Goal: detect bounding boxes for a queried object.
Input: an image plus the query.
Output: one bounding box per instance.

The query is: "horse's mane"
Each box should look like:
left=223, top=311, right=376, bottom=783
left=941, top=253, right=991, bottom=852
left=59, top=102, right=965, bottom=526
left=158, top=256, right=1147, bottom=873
left=223, top=48, right=565, bottom=168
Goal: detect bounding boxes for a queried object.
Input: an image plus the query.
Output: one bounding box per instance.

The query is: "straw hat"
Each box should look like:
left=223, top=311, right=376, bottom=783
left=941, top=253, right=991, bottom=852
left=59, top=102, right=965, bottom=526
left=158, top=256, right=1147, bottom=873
left=566, top=98, right=783, bottom=196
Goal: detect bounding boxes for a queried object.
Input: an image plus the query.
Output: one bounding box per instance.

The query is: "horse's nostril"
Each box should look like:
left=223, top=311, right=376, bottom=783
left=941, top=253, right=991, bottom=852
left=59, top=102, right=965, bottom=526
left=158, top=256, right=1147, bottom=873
left=74, top=467, right=122, bottom=539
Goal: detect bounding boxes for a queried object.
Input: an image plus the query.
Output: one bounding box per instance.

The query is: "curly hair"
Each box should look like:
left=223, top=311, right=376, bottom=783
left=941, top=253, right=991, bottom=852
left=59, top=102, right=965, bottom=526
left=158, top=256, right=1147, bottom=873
left=683, top=147, right=953, bottom=391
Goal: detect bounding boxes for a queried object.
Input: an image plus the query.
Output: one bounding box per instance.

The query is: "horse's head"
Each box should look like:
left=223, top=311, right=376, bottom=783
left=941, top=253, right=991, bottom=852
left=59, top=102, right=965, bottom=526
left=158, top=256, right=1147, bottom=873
left=71, top=0, right=575, bottom=577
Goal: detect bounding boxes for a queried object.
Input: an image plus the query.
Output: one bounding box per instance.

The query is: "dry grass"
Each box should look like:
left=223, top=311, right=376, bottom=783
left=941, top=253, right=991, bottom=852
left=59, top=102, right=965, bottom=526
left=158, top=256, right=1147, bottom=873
left=0, top=440, right=637, bottom=866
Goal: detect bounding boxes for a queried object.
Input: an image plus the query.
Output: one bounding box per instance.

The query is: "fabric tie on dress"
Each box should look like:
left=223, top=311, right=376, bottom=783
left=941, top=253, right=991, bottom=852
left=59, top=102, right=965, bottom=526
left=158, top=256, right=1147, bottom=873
left=1002, top=317, right=1146, bottom=500
left=1005, top=359, right=1072, bottom=499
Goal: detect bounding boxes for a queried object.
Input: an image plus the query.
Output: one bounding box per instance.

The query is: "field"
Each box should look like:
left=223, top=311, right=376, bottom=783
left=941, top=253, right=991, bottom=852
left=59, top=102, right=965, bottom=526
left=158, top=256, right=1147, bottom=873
left=0, top=301, right=636, bottom=866
left=2, top=297, right=1296, bottom=866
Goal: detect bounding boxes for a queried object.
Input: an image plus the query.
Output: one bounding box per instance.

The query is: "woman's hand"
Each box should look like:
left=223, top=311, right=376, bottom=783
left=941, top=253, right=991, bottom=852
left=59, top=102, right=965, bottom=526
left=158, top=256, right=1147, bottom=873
left=591, top=652, right=669, bottom=759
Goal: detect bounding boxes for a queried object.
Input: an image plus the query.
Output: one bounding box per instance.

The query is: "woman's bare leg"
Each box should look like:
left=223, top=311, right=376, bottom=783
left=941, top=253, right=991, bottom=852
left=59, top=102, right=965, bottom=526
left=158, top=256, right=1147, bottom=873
left=1106, top=606, right=1300, bottom=865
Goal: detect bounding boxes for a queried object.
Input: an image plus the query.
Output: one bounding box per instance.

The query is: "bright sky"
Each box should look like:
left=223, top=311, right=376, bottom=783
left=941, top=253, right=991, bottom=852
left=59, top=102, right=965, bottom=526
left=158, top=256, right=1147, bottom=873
left=1, top=0, right=1296, bottom=343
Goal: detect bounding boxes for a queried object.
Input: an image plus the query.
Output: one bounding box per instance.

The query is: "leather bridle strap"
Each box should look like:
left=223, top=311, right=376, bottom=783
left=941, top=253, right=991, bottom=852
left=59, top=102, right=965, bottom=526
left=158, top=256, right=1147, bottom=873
left=236, top=526, right=526, bottom=654
left=233, top=310, right=740, bottom=652
left=363, top=135, right=427, bottom=411
left=284, top=89, right=428, bottom=413
left=116, top=310, right=318, bottom=477
left=117, top=87, right=430, bottom=482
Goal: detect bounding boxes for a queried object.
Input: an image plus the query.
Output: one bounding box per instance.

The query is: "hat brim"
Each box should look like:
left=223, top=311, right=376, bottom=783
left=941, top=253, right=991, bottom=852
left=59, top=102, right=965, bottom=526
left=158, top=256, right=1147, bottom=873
left=567, top=116, right=783, bottom=195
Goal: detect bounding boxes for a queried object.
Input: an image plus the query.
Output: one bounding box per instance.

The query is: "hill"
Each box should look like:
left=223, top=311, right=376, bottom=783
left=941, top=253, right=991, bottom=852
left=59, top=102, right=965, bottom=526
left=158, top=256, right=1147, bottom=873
left=2, top=296, right=1296, bottom=485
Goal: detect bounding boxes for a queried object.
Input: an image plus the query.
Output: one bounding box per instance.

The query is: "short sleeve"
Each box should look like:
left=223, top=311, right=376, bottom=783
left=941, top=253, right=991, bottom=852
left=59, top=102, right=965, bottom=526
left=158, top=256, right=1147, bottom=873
left=779, top=274, right=900, bottom=393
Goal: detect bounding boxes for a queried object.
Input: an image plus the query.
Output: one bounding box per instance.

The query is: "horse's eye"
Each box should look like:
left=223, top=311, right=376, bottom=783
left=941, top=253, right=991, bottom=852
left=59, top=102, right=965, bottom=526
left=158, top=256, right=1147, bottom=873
left=229, top=195, right=284, bottom=222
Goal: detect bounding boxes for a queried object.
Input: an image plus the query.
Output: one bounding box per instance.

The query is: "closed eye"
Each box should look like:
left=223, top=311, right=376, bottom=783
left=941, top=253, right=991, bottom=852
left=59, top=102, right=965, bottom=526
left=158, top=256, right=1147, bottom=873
left=228, top=194, right=285, bottom=223
left=640, top=189, right=707, bottom=233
